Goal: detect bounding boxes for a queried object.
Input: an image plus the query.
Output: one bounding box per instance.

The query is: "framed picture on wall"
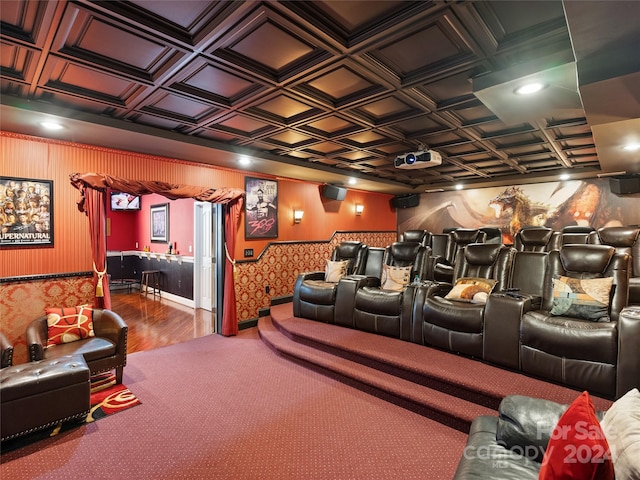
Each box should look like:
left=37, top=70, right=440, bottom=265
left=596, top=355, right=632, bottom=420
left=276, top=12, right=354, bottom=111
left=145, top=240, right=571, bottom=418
left=245, top=177, right=278, bottom=239
left=0, top=176, right=54, bottom=247
left=150, top=203, right=169, bottom=243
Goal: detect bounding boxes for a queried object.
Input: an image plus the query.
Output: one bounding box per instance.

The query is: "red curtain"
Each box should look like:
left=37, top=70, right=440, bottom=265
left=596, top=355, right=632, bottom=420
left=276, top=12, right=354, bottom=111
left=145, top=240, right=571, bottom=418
left=81, top=186, right=111, bottom=309
left=221, top=199, right=243, bottom=336
left=70, top=173, right=245, bottom=333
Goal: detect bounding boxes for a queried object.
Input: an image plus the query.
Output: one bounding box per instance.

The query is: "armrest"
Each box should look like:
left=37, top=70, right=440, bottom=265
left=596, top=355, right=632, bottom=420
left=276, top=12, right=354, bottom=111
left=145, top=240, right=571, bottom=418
left=93, top=309, right=128, bottom=355
left=292, top=271, right=325, bottom=317
left=334, top=275, right=380, bottom=328
left=483, top=293, right=540, bottom=369
left=26, top=316, right=48, bottom=361
left=1, top=333, right=13, bottom=368
left=433, top=262, right=454, bottom=283
left=496, top=395, right=568, bottom=463
left=297, top=271, right=325, bottom=282
left=617, top=306, right=640, bottom=397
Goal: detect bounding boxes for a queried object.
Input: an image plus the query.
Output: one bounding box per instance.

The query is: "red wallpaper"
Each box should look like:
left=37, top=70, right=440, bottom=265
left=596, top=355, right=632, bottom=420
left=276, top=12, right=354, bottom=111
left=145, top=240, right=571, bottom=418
left=234, top=231, right=396, bottom=320
left=0, top=276, right=95, bottom=364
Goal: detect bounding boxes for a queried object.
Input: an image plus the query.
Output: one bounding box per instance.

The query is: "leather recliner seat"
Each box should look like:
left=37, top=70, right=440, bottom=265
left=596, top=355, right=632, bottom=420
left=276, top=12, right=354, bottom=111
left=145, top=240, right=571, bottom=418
left=513, top=227, right=554, bottom=252
left=400, top=229, right=431, bottom=246
left=433, top=229, right=487, bottom=282
left=589, top=226, right=640, bottom=305
left=352, top=242, right=430, bottom=341
left=293, top=241, right=368, bottom=323
left=419, top=243, right=515, bottom=358
left=520, top=244, right=632, bottom=398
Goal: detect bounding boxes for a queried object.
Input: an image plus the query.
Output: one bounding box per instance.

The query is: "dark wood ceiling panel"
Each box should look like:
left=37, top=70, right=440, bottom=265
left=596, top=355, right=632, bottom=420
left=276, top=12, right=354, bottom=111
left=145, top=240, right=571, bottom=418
left=2, top=1, right=635, bottom=193
left=138, top=90, right=219, bottom=124
left=52, top=4, right=187, bottom=83
left=35, top=57, right=150, bottom=111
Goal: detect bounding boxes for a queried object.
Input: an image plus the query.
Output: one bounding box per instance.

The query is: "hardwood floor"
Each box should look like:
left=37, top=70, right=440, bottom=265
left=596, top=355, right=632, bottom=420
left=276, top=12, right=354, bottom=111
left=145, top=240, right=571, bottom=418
left=110, top=290, right=216, bottom=354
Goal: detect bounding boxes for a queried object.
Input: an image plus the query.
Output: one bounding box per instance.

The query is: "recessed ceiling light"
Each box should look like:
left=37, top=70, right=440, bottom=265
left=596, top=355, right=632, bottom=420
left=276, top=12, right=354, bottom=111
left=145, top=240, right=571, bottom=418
left=238, top=157, right=251, bottom=166
left=348, top=178, right=356, bottom=185
left=623, top=143, right=640, bottom=152
left=559, top=173, right=570, bottom=181
left=514, top=82, right=546, bottom=95
left=455, top=184, right=463, bottom=190
left=40, top=121, right=64, bottom=130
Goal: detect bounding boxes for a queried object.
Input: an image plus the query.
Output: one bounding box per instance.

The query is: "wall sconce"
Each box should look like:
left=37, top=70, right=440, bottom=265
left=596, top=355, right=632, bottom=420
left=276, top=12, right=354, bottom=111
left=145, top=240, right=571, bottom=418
left=355, top=204, right=364, bottom=215
left=293, top=209, right=304, bottom=223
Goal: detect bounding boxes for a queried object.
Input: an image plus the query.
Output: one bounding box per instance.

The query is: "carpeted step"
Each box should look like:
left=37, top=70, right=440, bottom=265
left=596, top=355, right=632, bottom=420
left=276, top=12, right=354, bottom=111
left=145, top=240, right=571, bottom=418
left=267, top=303, right=613, bottom=412
left=259, top=315, right=494, bottom=432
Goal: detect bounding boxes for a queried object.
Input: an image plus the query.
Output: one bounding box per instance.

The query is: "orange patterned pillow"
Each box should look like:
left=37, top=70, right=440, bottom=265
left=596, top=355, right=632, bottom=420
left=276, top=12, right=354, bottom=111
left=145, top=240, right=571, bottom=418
left=46, top=305, right=94, bottom=346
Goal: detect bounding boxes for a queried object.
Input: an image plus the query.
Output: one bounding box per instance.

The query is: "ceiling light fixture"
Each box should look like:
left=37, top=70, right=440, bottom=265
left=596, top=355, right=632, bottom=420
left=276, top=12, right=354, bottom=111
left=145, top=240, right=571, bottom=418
left=455, top=184, right=463, bottom=190
left=559, top=173, right=570, bottom=181
left=348, top=178, right=356, bottom=185
left=623, top=143, right=640, bottom=152
left=238, top=156, right=251, bottom=166
left=40, top=121, right=64, bottom=130
left=514, top=82, right=546, bottom=95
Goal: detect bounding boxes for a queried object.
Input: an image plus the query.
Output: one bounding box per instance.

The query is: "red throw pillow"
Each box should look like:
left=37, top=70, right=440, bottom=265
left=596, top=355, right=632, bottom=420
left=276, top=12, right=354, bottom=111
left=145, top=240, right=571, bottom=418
left=539, top=391, right=614, bottom=480
left=46, top=305, right=94, bottom=346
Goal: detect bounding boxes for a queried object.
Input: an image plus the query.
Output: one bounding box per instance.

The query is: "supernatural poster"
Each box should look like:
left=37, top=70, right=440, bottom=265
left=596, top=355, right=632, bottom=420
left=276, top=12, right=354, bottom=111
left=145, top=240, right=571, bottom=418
left=245, top=177, right=278, bottom=239
left=0, top=176, right=53, bottom=247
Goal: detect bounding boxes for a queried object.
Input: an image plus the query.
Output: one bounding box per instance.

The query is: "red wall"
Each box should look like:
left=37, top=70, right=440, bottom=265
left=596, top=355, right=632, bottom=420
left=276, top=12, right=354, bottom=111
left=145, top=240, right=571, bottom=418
left=107, top=193, right=195, bottom=255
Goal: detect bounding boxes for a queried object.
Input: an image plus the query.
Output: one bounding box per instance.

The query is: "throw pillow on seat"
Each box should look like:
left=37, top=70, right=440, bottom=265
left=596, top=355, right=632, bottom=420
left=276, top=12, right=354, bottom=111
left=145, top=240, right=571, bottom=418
left=46, top=305, right=94, bottom=346
left=539, top=391, right=614, bottom=480
left=600, top=387, right=640, bottom=480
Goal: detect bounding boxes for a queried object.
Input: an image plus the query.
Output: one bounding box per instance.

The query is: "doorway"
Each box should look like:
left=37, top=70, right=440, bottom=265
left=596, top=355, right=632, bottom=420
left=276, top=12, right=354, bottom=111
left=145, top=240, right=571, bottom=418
left=194, top=202, right=224, bottom=333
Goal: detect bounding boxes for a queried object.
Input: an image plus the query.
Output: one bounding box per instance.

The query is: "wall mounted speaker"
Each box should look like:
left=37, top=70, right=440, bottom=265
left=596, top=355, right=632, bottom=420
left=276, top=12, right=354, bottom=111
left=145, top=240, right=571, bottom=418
left=321, top=184, right=347, bottom=201
left=391, top=194, right=419, bottom=209
left=610, top=176, right=640, bottom=195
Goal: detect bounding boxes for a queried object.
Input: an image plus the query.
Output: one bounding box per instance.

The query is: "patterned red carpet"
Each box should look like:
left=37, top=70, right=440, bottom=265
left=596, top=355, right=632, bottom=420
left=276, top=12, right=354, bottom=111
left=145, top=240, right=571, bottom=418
left=1, top=373, right=140, bottom=453
left=0, top=328, right=467, bottom=479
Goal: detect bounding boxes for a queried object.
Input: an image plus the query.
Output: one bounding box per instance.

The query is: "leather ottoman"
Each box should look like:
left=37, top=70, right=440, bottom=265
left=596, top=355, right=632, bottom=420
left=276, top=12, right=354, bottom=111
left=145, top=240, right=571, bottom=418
left=1, top=355, right=91, bottom=441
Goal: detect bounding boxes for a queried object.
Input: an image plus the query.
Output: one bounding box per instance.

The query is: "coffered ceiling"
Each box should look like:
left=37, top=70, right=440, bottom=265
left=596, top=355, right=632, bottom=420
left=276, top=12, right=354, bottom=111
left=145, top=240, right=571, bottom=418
left=1, top=1, right=639, bottom=195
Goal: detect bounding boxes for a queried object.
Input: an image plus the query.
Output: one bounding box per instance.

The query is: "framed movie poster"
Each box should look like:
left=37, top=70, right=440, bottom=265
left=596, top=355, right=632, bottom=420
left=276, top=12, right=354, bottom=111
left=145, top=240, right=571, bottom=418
left=0, top=176, right=53, bottom=247
left=150, top=203, right=169, bottom=243
left=245, top=177, right=278, bottom=239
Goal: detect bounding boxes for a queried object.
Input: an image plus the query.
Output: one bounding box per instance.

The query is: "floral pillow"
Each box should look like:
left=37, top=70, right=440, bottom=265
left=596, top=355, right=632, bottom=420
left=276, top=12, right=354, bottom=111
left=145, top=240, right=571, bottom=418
left=380, top=264, right=412, bottom=291
left=444, top=277, right=497, bottom=304
left=550, top=275, right=613, bottom=321
left=325, top=260, right=349, bottom=283
left=46, top=305, right=94, bottom=346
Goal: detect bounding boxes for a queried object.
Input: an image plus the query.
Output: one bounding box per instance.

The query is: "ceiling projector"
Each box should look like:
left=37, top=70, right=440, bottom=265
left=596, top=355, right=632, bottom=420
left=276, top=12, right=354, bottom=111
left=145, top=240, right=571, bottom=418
left=394, top=150, right=442, bottom=169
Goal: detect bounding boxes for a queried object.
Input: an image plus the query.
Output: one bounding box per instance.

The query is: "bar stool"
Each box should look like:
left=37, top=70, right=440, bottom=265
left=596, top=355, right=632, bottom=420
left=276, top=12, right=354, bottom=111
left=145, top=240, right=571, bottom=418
left=140, top=270, right=160, bottom=298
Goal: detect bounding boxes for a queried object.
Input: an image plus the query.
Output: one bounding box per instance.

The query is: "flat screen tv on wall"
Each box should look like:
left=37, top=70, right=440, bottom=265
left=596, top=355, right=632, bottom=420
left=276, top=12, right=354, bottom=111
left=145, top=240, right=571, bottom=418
left=110, top=192, right=141, bottom=211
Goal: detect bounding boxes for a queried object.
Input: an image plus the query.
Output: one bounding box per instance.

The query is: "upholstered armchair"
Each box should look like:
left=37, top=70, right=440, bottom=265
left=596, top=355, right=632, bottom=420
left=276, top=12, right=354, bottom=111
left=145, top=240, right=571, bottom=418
left=589, top=226, right=640, bottom=305
left=351, top=241, right=430, bottom=341
left=432, top=229, right=487, bottom=282
left=1, top=332, right=13, bottom=368
left=400, top=229, right=431, bottom=246
left=27, top=308, right=128, bottom=384
left=513, top=227, right=555, bottom=252
left=293, top=241, right=369, bottom=323
left=519, top=244, right=635, bottom=398
left=418, top=243, right=516, bottom=358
